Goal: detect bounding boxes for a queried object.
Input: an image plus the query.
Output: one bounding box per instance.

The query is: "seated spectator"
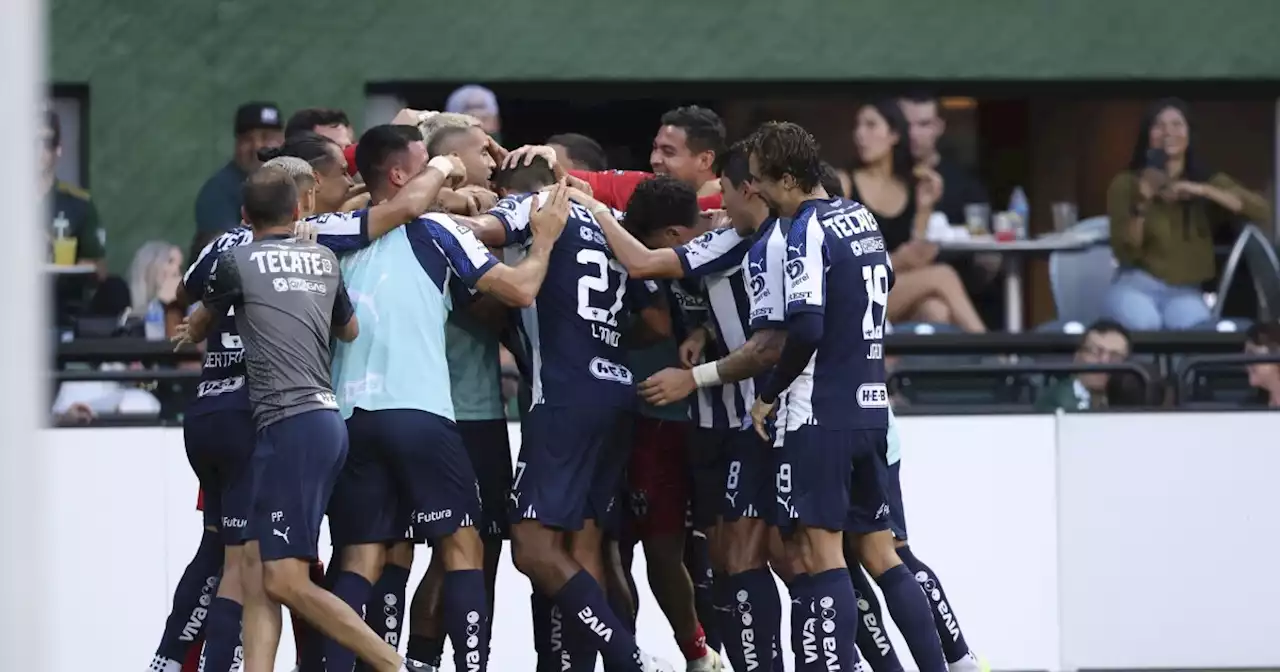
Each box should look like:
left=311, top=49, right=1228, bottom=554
left=284, top=107, right=354, bottom=147
left=1103, top=98, right=1271, bottom=331
left=129, top=241, right=184, bottom=339
left=843, top=99, right=986, bottom=333
left=1244, top=321, right=1280, bottom=407
left=1034, top=319, right=1132, bottom=411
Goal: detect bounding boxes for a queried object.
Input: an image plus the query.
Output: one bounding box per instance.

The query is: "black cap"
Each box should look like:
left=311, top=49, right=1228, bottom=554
left=234, top=102, right=283, bottom=135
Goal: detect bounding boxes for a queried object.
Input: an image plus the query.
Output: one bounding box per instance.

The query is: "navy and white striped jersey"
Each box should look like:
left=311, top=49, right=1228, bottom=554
left=181, top=225, right=255, bottom=415
left=782, top=198, right=892, bottom=430
left=673, top=226, right=757, bottom=430
left=745, top=218, right=789, bottom=446
left=489, top=192, right=656, bottom=409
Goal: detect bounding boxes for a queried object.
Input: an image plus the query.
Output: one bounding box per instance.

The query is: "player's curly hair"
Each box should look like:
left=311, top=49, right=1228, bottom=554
left=749, top=121, right=823, bottom=192
left=624, top=175, right=699, bottom=237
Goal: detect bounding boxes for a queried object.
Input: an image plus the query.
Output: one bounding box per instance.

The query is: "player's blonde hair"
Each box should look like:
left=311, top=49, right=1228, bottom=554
left=420, top=112, right=480, bottom=146
left=262, top=156, right=317, bottom=189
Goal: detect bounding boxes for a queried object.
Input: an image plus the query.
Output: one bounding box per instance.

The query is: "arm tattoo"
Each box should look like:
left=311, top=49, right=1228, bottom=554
left=713, top=329, right=787, bottom=385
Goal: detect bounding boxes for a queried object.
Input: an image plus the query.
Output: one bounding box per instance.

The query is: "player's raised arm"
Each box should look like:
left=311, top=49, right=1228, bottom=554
left=364, top=154, right=465, bottom=239
left=565, top=187, right=686, bottom=280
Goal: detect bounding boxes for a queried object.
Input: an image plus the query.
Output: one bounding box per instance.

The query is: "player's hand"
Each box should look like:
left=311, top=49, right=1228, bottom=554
left=565, top=173, right=594, bottom=196
left=750, top=397, right=776, bottom=441
left=391, top=108, right=436, bottom=127
left=529, top=179, right=571, bottom=244
left=564, top=185, right=600, bottom=209
left=678, top=328, right=708, bottom=369
left=456, top=185, right=498, bottom=214
left=293, top=219, right=319, bottom=244
left=427, top=154, right=468, bottom=188
left=639, top=367, right=697, bottom=406
left=483, top=135, right=509, bottom=165
left=171, top=318, right=194, bottom=351
left=701, top=208, right=731, bottom=230
left=502, top=145, right=558, bottom=171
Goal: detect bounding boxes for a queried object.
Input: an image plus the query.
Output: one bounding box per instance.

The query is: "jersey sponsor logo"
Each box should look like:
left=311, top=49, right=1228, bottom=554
left=849, top=235, right=885, bottom=256
left=287, top=276, right=328, bottom=295
left=821, top=207, right=880, bottom=239
left=857, top=383, right=889, bottom=408
left=414, top=508, right=452, bottom=524
left=785, top=258, right=807, bottom=282
left=749, top=274, right=767, bottom=297
left=314, top=391, right=338, bottom=407
left=493, top=197, right=521, bottom=219
left=197, top=376, right=245, bottom=398
left=248, top=249, right=333, bottom=276
left=589, top=357, right=633, bottom=385
left=577, top=224, right=606, bottom=246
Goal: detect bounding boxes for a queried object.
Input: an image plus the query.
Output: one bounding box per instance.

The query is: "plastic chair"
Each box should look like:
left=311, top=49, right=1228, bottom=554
left=1047, top=216, right=1116, bottom=325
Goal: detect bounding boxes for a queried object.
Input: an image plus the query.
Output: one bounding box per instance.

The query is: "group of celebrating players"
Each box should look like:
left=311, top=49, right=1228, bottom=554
left=144, top=104, right=988, bottom=672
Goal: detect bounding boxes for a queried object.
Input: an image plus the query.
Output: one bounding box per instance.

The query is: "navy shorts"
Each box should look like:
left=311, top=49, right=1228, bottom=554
left=250, top=409, right=349, bottom=562
left=722, top=429, right=775, bottom=523
left=184, top=410, right=256, bottom=544
left=884, top=461, right=908, bottom=541
left=329, top=409, right=481, bottom=547
left=458, top=419, right=513, bottom=540
left=511, top=404, right=629, bottom=532
left=686, top=426, right=735, bottom=530
left=774, top=425, right=898, bottom=535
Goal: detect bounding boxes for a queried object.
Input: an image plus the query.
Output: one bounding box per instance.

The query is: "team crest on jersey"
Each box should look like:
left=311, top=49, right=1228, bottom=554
left=578, top=225, right=606, bottom=246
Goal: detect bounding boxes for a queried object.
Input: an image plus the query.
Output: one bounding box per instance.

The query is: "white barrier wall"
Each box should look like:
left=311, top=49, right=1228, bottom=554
left=41, top=413, right=1280, bottom=672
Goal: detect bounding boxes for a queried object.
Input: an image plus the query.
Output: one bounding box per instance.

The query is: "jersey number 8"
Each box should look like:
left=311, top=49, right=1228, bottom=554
left=576, top=249, right=627, bottom=327
left=861, top=263, right=889, bottom=341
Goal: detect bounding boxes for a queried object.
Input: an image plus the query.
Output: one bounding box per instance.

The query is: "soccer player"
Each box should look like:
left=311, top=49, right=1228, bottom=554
left=464, top=157, right=676, bottom=672
left=743, top=122, right=946, bottom=672
left=569, top=152, right=786, bottom=672
left=180, top=167, right=427, bottom=672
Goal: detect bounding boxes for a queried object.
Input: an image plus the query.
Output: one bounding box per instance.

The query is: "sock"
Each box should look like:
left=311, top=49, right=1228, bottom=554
left=771, top=631, right=785, bottom=672
left=687, top=535, right=721, bottom=653
left=197, top=597, right=242, bottom=672
left=718, top=567, right=781, bottom=672
left=180, top=637, right=203, bottom=672
left=810, top=569, right=861, bottom=672
left=788, top=575, right=817, bottom=672
left=406, top=635, right=445, bottom=668
left=443, top=570, right=490, bottom=672
left=531, top=591, right=566, bottom=672
left=152, top=531, right=222, bottom=663
left=367, top=564, right=412, bottom=650
left=553, top=570, right=646, bottom=672
left=876, top=564, right=947, bottom=672
left=295, top=559, right=329, bottom=672
left=679, top=622, right=709, bottom=661
left=897, top=546, right=971, bottom=664
left=323, top=571, right=374, bottom=672
left=849, top=565, right=904, bottom=672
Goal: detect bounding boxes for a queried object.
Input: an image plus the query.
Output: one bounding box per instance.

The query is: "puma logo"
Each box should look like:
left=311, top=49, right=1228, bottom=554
left=748, top=259, right=765, bottom=273
left=273, top=527, right=291, bottom=544
left=787, top=244, right=803, bottom=255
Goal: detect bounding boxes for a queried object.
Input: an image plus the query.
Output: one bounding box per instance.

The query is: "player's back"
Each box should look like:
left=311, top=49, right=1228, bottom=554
left=494, top=193, right=635, bottom=408
left=223, top=236, right=345, bottom=428
left=182, top=226, right=254, bottom=413
left=784, top=197, right=892, bottom=429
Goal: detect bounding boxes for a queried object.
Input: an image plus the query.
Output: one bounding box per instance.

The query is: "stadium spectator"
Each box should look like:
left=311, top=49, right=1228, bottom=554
left=285, top=107, right=354, bottom=147
left=1034, top=319, right=1132, bottom=412
left=547, top=132, right=609, bottom=171
left=194, top=101, right=284, bottom=236
left=1244, top=321, right=1280, bottom=406
left=1102, top=98, right=1270, bottom=331
left=43, top=108, right=106, bottom=277
left=446, top=84, right=502, bottom=139
left=845, top=100, right=986, bottom=333
left=128, top=241, right=184, bottom=339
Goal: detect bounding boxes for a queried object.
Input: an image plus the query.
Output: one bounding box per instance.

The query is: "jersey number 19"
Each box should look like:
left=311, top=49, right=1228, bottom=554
left=862, top=263, right=888, bottom=359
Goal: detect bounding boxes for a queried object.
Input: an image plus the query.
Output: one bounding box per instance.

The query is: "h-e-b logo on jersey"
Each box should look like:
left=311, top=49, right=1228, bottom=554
left=589, top=357, right=633, bottom=385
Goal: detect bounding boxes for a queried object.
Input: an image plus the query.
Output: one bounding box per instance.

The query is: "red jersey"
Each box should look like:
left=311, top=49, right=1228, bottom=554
left=569, top=170, right=723, bottom=212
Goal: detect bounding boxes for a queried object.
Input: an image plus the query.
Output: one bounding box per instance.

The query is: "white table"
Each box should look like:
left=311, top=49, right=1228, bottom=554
left=940, top=232, right=1098, bottom=333
left=45, top=263, right=96, bottom=275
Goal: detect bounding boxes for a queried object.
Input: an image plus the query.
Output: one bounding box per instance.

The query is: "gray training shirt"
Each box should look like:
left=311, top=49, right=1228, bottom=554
left=203, top=233, right=355, bottom=430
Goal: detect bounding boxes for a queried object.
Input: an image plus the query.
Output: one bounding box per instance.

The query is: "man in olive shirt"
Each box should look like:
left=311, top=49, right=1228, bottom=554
left=43, top=109, right=106, bottom=275
left=193, top=102, right=285, bottom=238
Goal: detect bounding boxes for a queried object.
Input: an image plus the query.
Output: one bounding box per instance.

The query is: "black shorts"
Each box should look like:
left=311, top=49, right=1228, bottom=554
left=686, top=426, right=734, bottom=530
left=329, top=409, right=481, bottom=547
left=511, top=404, right=630, bottom=532
left=251, top=409, right=348, bottom=562
left=184, top=410, right=256, bottom=544
left=458, top=419, right=513, bottom=540
left=774, top=426, right=901, bottom=536
left=884, top=461, right=908, bottom=541
left=722, top=429, right=776, bottom=524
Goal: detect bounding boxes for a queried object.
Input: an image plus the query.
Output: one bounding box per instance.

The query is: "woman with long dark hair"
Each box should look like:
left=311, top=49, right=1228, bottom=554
left=1102, top=98, right=1270, bottom=330
left=843, top=100, right=986, bottom=332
